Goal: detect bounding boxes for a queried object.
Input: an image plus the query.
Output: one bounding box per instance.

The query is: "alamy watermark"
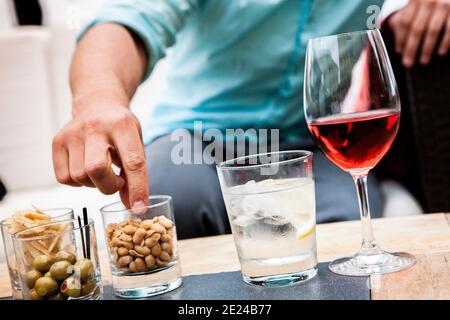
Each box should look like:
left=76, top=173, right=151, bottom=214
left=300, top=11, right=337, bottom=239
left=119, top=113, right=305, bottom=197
left=366, top=4, right=382, bottom=29
left=169, top=122, right=280, bottom=174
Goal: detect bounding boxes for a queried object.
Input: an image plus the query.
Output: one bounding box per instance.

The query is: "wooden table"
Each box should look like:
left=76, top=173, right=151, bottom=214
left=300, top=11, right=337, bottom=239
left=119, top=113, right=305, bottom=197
left=1, top=213, right=449, bottom=299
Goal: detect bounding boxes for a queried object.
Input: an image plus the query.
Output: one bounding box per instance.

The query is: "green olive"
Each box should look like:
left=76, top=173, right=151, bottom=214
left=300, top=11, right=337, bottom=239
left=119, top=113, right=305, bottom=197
left=29, top=288, right=44, bottom=300
left=34, top=276, right=58, bottom=297
left=55, top=250, right=77, bottom=265
left=49, top=260, right=73, bottom=281
left=60, top=277, right=81, bottom=298
left=44, top=271, right=51, bottom=277
left=48, top=292, right=67, bottom=300
left=33, top=255, right=55, bottom=273
left=74, top=258, right=94, bottom=282
left=81, top=278, right=96, bottom=296
left=25, top=269, right=43, bottom=288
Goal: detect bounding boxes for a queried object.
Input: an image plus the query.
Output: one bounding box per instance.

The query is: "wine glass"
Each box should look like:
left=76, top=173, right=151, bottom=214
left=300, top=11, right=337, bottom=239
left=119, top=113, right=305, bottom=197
left=303, top=29, right=416, bottom=276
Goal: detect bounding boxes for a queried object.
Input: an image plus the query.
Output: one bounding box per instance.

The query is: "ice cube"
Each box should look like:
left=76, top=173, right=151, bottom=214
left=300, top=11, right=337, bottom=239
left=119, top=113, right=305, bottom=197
left=241, top=194, right=262, bottom=216
left=233, top=215, right=255, bottom=227
left=263, top=215, right=289, bottom=226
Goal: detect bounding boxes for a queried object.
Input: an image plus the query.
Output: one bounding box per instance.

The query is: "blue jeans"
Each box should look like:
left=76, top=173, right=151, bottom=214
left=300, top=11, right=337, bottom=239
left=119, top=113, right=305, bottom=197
left=146, top=134, right=381, bottom=239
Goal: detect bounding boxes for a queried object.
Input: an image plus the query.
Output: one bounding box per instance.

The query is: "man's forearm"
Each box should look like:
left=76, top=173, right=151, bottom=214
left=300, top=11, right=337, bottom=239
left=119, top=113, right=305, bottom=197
left=70, top=23, right=148, bottom=113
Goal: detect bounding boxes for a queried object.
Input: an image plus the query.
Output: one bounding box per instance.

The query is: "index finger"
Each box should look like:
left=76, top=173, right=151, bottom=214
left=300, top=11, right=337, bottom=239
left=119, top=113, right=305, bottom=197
left=393, top=1, right=418, bottom=53
left=110, top=124, right=149, bottom=213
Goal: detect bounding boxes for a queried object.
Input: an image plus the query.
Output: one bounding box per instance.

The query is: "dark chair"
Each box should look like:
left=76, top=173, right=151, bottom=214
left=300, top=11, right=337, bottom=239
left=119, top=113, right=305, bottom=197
left=378, top=26, right=450, bottom=213
left=0, top=179, right=6, bottom=202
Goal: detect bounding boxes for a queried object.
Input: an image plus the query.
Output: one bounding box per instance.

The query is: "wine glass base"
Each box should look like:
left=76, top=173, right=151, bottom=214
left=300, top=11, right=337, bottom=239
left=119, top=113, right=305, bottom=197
left=329, top=251, right=416, bottom=276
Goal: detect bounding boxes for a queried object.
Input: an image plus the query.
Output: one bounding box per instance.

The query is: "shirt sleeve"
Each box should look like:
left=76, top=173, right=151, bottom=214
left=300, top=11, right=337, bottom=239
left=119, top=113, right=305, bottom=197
left=79, top=0, right=199, bottom=80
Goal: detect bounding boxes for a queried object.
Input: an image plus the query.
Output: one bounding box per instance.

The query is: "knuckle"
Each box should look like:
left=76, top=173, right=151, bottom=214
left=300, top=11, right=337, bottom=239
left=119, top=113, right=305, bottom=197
left=123, top=154, right=146, bottom=172
left=71, top=170, right=88, bottom=183
left=63, top=125, right=81, bottom=142
left=84, top=117, right=103, bottom=131
left=100, top=186, right=118, bottom=195
left=411, top=25, right=423, bottom=36
left=85, top=160, right=109, bottom=176
left=399, top=17, right=410, bottom=29
left=390, top=15, right=401, bottom=28
left=52, top=133, right=65, bottom=149
left=56, top=173, right=72, bottom=185
left=428, top=26, right=440, bottom=36
left=112, top=112, right=132, bottom=128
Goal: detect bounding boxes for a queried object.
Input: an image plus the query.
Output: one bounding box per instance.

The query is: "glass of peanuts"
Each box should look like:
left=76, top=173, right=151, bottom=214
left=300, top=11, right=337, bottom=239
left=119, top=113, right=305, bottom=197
left=1, top=207, right=74, bottom=299
left=100, top=195, right=182, bottom=298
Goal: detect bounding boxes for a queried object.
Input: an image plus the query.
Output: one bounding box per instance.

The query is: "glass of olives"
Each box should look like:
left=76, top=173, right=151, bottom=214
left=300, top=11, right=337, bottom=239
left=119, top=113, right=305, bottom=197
left=12, top=218, right=102, bottom=300
left=101, top=195, right=182, bottom=298
left=1, top=208, right=74, bottom=299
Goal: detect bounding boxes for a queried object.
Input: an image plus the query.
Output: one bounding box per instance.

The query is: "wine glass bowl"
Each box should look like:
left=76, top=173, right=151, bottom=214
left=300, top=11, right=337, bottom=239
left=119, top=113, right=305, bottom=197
left=304, top=29, right=415, bottom=276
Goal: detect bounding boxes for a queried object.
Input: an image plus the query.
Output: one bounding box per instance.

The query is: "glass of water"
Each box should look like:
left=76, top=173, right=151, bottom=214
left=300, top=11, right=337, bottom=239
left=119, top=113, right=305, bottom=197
left=217, top=150, right=317, bottom=287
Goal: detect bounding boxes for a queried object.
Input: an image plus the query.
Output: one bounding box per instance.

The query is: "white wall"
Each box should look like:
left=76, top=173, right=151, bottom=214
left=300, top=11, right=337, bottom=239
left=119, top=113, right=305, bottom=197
left=0, top=0, right=15, bottom=29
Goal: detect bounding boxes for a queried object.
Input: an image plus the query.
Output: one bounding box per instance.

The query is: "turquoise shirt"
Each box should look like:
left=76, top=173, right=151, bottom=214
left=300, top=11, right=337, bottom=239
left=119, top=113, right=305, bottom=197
left=83, top=0, right=384, bottom=145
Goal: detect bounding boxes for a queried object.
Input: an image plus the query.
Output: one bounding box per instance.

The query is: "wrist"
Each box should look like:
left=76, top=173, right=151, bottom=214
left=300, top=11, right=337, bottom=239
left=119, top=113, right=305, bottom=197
left=72, top=88, right=130, bottom=117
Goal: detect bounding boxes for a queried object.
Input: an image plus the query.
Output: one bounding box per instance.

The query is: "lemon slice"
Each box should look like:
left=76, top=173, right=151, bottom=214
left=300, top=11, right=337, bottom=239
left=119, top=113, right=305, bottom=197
left=295, top=214, right=316, bottom=240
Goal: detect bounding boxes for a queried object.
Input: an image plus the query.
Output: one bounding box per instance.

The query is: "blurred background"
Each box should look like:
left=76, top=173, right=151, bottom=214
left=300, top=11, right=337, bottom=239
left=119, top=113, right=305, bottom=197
left=0, top=0, right=449, bottom=257
left=0, top=0, right=169, bottom=219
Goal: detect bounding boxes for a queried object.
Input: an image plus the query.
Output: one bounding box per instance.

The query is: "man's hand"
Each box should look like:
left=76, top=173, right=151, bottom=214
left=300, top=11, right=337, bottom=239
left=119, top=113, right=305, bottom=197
left=388, top=0, right=450, bottom=67
left=52, top=99, right=149, bottom=211
left=52, top=23, right=149, bottom=212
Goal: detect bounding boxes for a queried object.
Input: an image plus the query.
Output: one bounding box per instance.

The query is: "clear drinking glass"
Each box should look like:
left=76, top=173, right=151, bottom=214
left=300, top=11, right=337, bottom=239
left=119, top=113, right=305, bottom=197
left=12, top=218, right=102, bottom=300
left=304, top=29, right=416, bottom=275
left=217, top=151, right=317, bottom=287
left=1, top=208, right=74, bottom=299
left=100, top=195, right=182, bottom=298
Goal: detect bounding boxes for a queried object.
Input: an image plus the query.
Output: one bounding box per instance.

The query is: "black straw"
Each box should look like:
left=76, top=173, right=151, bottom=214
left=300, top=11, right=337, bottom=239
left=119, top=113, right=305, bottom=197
left=77, top=216, right=87, bottom=259
left=83, top=207, right=91, bottom=260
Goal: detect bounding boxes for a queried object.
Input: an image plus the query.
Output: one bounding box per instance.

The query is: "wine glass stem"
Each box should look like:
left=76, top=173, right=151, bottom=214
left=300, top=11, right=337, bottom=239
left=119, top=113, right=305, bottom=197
left=352, top=174, right=380, bottom=254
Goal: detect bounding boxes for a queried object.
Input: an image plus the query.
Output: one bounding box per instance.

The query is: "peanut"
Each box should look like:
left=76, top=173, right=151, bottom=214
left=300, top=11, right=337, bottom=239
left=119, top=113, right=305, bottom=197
left=134, top=258, right=147, bottom=272
left=161, top=242, right=171, bottom=253
left=159, top=251, right=171, bottom=261
left=112, top=229, right=122, bottom=238
left=129, top=249, right=144, bottom=258
left=117, top=247, right=129, bottom=256
left=129, top=261, right=137, bottom=273
left=134, top=245, right=151, bottom=256
left=156, top=258, right=167, bottom=267
left=120, top=241, right=134, bottom=250
left=151, top=243, right=162, bottom=256
left=158, top=216, right=174, bottom=229
left=145, top=255, right=156, bottom=269
left=145, top=230, right=156, bottom=238
left=139, top=220, right=153, bottom=230
left=144, top=233, right=160, bottom=247
left=110, top=238, right=122, bottom=248
left=151, top=223, right=166, bottom=234
left=117, top=255, right=133, bottom=267
left=160, top=233, right=172, bottom=242
left=123, top=225, right=137, bottom=235
left=118, top=233, right=132, bottom=242
left=132, top=228, right=146, bottom=244
left=127, top=218, right=141, bottom=227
